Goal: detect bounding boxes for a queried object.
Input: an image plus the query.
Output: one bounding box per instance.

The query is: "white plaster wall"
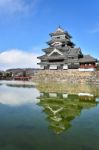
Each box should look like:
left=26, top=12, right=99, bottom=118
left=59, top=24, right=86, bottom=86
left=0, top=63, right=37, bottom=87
left=49, top=65, right=57, bottom=70
left=79, top=68, right=96, bottom=72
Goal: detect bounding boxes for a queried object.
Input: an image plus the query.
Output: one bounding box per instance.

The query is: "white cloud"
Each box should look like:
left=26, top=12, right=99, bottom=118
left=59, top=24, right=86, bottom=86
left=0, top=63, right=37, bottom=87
left=0, top=49, right=40, bottom=70
left=0, top=84, right=40, bottom=106
left=0, top=0, right=40, bottom=16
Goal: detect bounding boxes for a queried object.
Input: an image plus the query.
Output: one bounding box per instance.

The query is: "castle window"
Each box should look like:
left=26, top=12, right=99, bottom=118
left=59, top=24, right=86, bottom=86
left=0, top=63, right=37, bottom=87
left=69, top=57, right=74, bottom=59
left=52, top=42, right=62, bottom=46
left=56, top=36, right=60, bottom=39
left=62, top=44, right=65, bottom=47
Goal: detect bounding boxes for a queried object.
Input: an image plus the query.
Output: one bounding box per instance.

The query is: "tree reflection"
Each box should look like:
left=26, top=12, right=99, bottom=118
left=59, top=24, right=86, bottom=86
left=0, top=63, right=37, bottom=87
left=38, top=93, right=96, bottom=134
left=6, top=84, right=35, bottom=88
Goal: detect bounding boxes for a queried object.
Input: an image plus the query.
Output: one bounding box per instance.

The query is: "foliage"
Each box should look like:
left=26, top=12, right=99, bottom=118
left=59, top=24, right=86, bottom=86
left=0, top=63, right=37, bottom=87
left=96, top=64, right=99, bottom=71
left=0, top=72, right=12, bottom=80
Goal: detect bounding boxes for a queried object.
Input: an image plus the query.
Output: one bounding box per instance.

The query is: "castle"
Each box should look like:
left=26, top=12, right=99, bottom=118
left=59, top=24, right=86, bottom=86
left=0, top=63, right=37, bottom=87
left=38, top=27, right=97, bottom=71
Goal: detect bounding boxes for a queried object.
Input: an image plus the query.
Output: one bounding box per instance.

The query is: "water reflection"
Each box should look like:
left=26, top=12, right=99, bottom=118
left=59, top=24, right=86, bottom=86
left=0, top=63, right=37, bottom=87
left=38, top=92, right=97, bottom=134
left=0, top=80, right=35, bottom=88
left=0, top=84, right=39, bottom=106
left=0, top=82, right=99, bottom=150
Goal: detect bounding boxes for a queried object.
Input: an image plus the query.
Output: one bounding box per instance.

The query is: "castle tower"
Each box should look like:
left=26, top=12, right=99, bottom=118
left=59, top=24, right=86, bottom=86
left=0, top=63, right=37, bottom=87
left=38, top=27, right=97, bottom=71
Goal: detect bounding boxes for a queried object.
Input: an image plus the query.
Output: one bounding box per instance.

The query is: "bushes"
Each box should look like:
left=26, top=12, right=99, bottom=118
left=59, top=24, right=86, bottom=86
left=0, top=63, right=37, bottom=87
left=0, top=72, right=12, bottom=80
left=96, top=64, right=99, bottom=71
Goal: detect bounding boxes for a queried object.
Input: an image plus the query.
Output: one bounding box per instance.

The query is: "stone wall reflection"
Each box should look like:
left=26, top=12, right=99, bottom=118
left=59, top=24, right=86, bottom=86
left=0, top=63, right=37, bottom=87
left=37, top=82, right=99, bottom=97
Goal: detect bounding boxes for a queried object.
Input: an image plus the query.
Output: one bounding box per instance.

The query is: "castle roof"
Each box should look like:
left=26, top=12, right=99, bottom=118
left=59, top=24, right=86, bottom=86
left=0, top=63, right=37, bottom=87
left=38, top=47, right=82, bottom=60
left=37, top=54, right=65, bottom=60
left=37, top=27, right=98, bottom=68
left=68, top=48, right=82, bottom=57
left=79, top=55, right=97, bottom=63
left=49, top=27, right=72, bottom=38
left=47, top=39, right=74, bottom=46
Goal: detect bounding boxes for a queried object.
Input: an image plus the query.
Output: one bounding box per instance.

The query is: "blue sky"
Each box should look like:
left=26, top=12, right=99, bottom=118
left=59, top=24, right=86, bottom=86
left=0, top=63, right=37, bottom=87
left=0, top=0, right=99, bottom=70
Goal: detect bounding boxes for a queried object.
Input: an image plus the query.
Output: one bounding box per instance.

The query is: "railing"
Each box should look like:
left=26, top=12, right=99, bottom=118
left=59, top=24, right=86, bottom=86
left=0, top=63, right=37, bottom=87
left=14, top=76, right=31, bottom=81
left=80, top=65, right=96, bottom=69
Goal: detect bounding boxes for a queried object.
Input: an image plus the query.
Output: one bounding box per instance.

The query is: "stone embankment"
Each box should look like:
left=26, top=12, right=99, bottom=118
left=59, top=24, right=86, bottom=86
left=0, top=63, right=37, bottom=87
left=32, top=70, right=99, bottom=84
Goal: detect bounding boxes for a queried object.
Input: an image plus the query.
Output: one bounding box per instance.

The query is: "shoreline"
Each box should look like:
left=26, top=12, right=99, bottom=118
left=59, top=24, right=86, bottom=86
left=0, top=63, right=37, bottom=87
left=0, top=80, right=36, bottom=86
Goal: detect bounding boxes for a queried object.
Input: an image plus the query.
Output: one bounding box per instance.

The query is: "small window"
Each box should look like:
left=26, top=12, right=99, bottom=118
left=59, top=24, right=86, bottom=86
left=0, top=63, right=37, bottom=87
left=62, top=44, right=65, bottom=47
left=69, top=57, right=74, bottom=59
left=56, top=36, right=60, bottom=39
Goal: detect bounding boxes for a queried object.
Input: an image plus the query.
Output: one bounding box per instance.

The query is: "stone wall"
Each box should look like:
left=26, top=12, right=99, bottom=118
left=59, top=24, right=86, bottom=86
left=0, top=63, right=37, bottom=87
left=32, top=70, right=99, bottom=84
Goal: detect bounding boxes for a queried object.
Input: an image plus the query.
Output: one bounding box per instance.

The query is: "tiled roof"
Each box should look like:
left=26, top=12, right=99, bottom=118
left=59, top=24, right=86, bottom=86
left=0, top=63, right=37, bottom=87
left=68, top=48, right=82, bottom=56
left=37, top=55, right=46, bottom=59
left=47, top=39, right=73, bottom=45
left=79, top=55, right=97, bottom=63
left=38, top=55, right=65, bottom=60
left=38, top=47, right=82, bottom=60
left=49, top=27, right=72, bottom=38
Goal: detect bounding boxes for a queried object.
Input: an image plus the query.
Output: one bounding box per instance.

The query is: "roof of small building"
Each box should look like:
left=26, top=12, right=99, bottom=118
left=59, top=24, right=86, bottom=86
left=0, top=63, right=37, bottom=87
left=79, top=55, right=97, bottom=63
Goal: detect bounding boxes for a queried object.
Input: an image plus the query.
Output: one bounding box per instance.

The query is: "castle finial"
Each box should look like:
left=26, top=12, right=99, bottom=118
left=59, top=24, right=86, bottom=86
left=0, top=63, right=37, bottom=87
left=57, top=25, right=64, bottom=32
left=58, top=25, right=61, bottom=29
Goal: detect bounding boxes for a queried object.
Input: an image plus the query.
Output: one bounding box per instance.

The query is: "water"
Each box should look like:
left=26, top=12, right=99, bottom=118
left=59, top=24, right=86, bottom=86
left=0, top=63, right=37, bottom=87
left=0, top=81, right=99, bottom=150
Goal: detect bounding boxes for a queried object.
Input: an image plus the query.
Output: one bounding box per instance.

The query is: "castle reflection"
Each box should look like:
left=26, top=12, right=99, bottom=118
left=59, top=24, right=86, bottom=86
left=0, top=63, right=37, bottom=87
left=38, top=92, right=97, bottom=134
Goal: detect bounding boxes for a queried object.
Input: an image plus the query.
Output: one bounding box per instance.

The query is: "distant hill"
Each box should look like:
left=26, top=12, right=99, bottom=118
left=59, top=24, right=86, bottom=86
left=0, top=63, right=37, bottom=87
left=6, top=68, right=40, bottom=75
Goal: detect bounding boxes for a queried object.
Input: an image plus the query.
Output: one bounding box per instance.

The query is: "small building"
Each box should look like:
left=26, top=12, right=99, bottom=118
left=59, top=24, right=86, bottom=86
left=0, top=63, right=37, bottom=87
left=38, top=27, right=97, bottom=71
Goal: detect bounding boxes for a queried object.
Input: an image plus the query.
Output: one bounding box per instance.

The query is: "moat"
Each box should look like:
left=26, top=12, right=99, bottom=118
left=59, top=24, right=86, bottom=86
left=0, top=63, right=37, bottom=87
left=0, top=81, right=99, bottom=150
